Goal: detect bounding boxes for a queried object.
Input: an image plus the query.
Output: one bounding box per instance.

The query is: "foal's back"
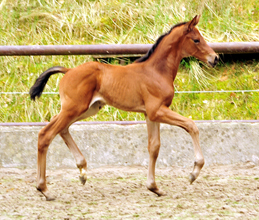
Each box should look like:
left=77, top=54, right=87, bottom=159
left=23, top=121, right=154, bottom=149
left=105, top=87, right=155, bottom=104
left=59, top=61, right=149, bottom=113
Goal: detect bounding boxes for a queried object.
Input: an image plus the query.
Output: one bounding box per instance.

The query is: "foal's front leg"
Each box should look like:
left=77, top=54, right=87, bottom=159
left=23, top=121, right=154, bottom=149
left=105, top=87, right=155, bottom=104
left=146, top=117, right=166, bottom=196
left=148, top=105, right=204, bottom=184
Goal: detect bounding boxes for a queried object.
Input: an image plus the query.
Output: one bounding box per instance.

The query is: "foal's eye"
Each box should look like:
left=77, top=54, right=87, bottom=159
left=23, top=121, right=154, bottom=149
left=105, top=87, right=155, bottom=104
left=193, top=39, right=200, bottom=44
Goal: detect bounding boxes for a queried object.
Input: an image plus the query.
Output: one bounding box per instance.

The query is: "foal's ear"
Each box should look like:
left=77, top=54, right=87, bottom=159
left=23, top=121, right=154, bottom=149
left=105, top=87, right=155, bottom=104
left=186, top=15, right=201, bottom=33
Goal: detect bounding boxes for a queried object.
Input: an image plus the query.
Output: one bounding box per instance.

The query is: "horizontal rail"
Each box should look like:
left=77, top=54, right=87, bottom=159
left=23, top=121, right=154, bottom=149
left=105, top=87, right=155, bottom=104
left=209, top=42, right=259, bottom=54
left=0, top=42, right=259, bottom=56
left=1, top=120, right=259, bottom=126
left=0, top=44, right=150, bottom=56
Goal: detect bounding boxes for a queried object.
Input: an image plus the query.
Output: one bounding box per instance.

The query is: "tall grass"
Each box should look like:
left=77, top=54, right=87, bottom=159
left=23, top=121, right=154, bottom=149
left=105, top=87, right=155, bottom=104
left=0, top=0, right=259, bottom=122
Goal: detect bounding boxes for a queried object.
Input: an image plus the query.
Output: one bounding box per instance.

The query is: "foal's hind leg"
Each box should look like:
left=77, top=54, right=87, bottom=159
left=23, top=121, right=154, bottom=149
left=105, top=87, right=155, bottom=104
left=37, top=111, right=76, bottom=201
left=146, top=117, right=166, bottom=196
left=59, top=101, right=105, bottom=186
left=60, top=129, right=87, bottom=185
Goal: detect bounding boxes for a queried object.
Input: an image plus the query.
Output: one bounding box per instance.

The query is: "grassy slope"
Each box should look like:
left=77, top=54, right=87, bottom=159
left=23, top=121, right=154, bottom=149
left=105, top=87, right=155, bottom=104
left=0, top=0, right=259, bottom=122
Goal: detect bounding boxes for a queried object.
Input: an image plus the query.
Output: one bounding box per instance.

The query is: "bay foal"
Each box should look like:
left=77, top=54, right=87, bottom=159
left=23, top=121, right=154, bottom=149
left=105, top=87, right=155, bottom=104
left=30, top=15, right=219, bottom=200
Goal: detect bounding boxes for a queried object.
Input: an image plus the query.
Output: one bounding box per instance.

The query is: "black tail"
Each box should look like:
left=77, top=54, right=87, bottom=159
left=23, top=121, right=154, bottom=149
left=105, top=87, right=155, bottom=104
left=29, top=66, right=70, bottom=101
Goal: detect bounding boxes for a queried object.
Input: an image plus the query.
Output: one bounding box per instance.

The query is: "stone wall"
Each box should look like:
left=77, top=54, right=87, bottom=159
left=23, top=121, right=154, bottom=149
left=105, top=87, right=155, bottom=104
left=1, top=122, right=259, bottom=169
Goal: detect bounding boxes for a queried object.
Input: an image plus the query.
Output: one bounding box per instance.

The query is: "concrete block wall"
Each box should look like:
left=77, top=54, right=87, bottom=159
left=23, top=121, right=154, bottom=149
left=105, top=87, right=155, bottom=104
left=0, top=122, right=259, bottom=169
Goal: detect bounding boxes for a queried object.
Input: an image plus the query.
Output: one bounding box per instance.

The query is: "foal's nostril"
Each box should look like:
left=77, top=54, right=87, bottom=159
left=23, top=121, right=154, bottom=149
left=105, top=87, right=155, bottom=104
left=214, top=55, right=219, bottom=65
left=208, top=54, right=219, bottom=67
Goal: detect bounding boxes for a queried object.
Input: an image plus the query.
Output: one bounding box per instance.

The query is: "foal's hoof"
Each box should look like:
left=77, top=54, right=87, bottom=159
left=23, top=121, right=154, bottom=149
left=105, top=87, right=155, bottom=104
left=46, top=195, right=56, bottom=201
left=189, top=173, right=196, bottom=184
left=155, top=189, right=167, bottom=197
left=37, top=188, right=56, bottom=201
left=149, top=188, right=166, bottom=197
left=79, top=175, right=87, bottom=185
left=147, top=185, right=167, bottom=197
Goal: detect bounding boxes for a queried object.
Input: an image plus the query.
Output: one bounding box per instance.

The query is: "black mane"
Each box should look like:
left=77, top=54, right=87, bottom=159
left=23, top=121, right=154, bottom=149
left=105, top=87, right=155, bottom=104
left=135, top=22, right=187, bottom=63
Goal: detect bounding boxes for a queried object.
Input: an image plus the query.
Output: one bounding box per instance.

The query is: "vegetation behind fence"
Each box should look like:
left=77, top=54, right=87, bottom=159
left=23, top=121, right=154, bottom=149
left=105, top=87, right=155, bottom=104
left=0, top=0, right=259, bottom=122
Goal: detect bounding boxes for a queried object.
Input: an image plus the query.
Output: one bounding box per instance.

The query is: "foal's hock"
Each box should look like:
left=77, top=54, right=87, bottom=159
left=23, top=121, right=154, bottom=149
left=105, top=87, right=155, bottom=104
left=30, top=15, right=219, bottom=201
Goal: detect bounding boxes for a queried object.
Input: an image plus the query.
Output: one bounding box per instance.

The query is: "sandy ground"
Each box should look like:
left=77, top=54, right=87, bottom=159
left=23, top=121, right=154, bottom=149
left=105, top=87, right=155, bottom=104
left=0, top=163, right=259, bottom=219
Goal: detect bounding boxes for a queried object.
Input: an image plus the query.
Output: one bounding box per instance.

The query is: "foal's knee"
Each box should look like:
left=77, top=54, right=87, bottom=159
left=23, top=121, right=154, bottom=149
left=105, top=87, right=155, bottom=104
left=185, top=119, right=199, bottom=136
left=59, top=129, right=67, bottom=136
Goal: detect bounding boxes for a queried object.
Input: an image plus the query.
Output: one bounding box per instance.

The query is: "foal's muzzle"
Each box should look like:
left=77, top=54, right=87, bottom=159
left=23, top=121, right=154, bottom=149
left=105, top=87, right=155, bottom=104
left=208, top=54, right=219, bottom=68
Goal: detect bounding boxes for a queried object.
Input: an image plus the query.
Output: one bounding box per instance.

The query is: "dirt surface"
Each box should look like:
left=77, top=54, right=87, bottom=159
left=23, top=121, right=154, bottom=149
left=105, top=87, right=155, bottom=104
left=0, top=163, right=259, bottom=219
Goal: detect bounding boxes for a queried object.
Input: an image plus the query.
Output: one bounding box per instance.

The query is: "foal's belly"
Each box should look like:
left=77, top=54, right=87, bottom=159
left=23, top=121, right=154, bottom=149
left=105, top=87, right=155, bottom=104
left=97, top=73, right=146, bottom=113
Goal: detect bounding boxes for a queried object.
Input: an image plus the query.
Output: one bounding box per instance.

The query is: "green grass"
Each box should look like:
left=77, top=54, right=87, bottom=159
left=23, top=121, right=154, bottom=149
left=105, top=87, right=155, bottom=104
left=0, top=0, right=259, bottom=122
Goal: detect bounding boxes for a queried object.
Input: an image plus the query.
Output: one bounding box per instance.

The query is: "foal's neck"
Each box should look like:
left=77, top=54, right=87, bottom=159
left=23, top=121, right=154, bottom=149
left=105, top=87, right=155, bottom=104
left=147, top=34, right=184, bottom=81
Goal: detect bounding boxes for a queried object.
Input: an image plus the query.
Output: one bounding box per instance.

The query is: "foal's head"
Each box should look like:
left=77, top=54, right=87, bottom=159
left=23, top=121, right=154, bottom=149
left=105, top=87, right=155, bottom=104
left=136, top=15, right=219, bottom=68
left=178, top=15, right=219, bottom=67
